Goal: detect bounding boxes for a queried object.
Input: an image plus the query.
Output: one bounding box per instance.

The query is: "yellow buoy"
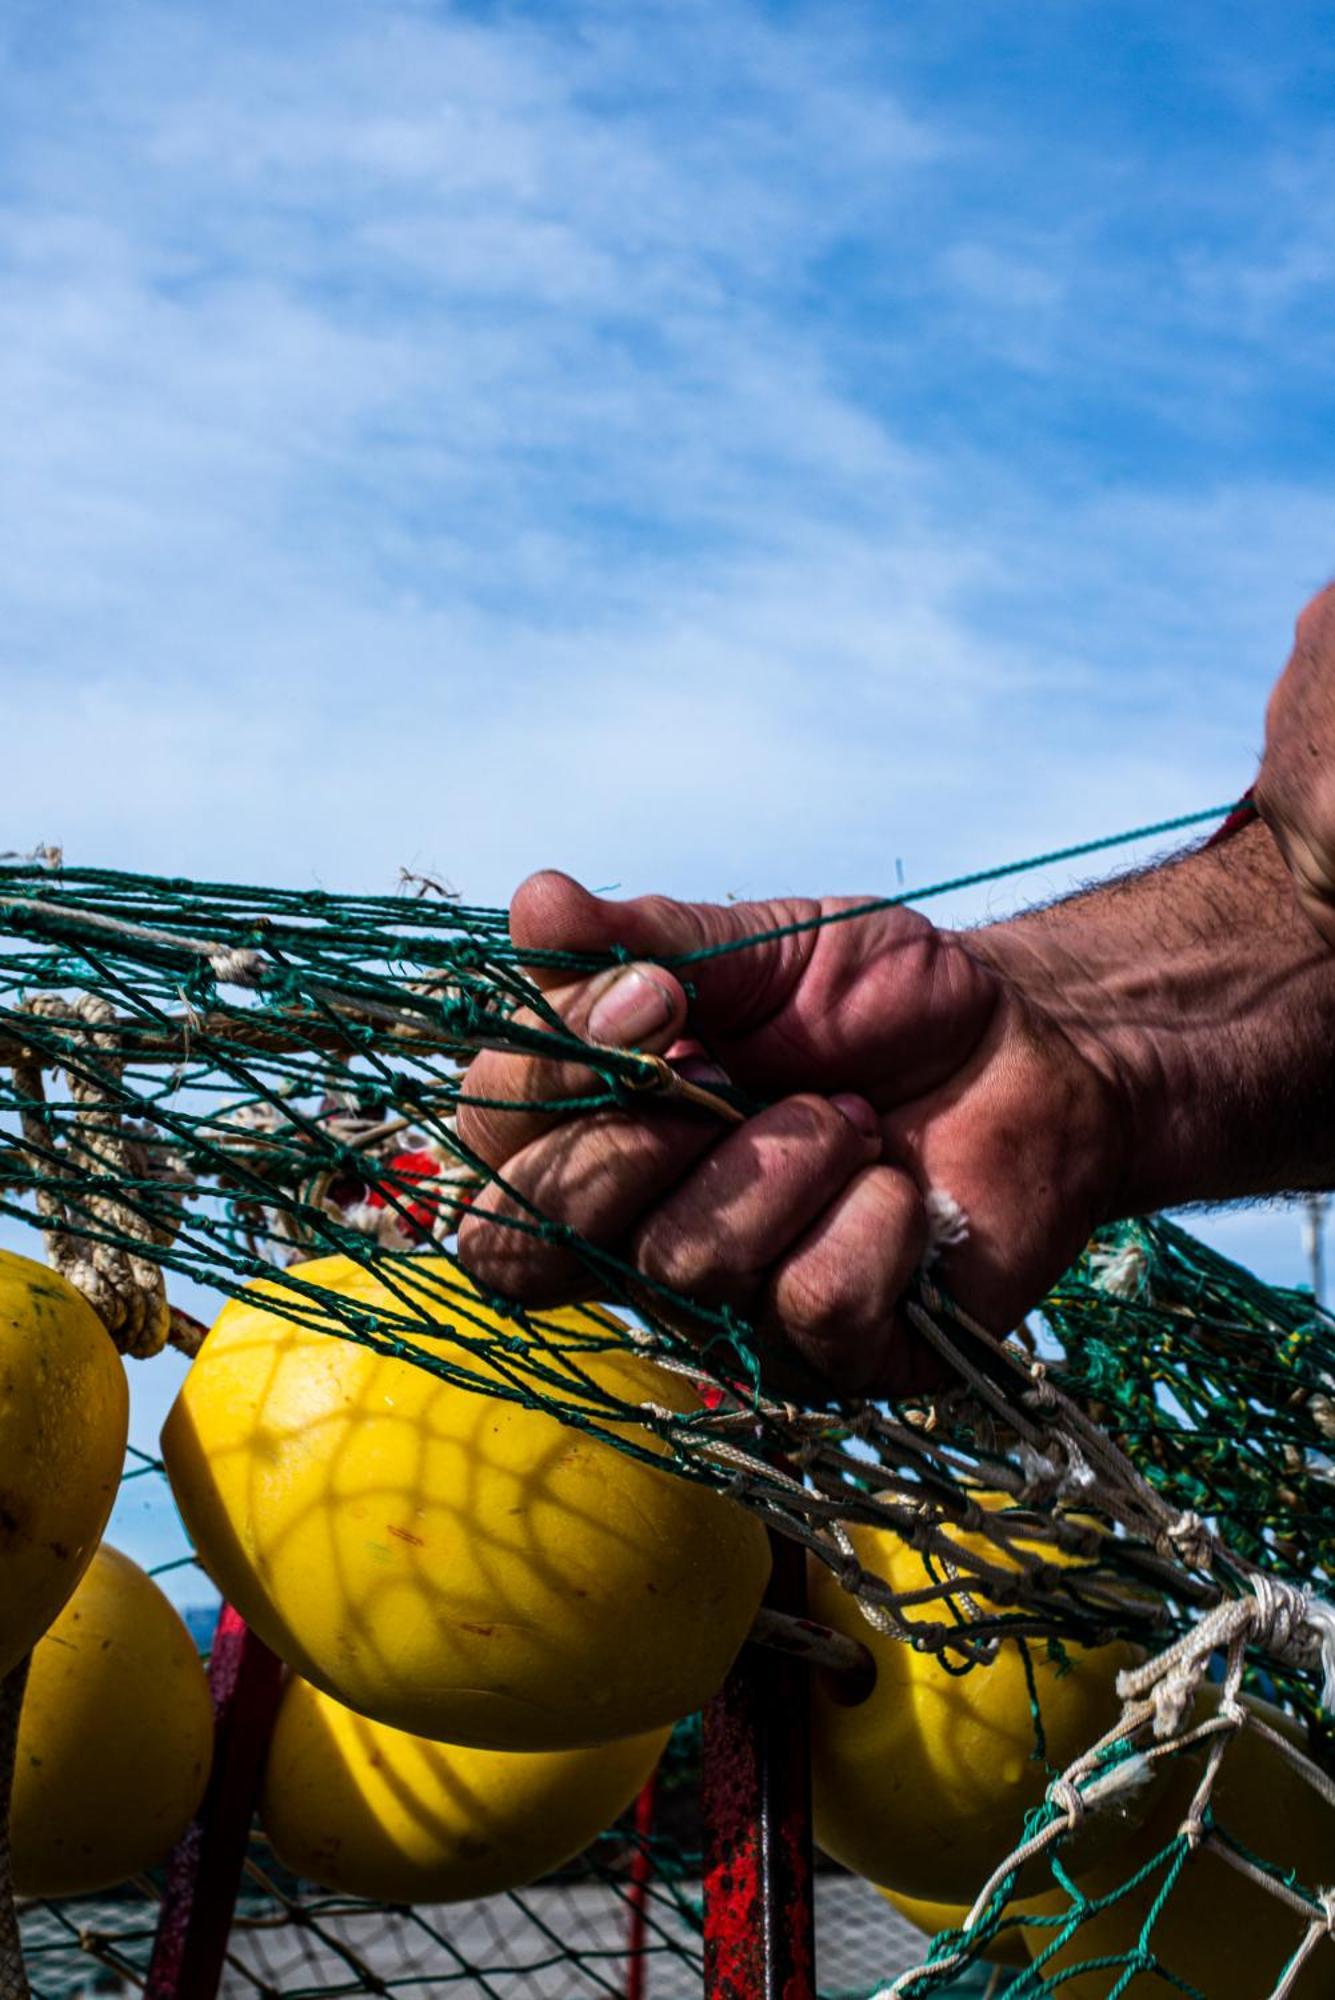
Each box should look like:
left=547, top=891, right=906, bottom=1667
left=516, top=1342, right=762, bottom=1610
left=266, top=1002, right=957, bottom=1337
left=10, top=1543, right=214, bottom=1896
left=0, top=1248, right=128, bottom=1679
left=878, top=1886, right=1031, bottom=1968
left=1031, top=1692, right=1331, bottom=1997
left=809, top=1505, right=1140, bottom=1902
left=261, top=1673, right=668, bottom=1903
left=162, top=1254, right=771, bottom=1749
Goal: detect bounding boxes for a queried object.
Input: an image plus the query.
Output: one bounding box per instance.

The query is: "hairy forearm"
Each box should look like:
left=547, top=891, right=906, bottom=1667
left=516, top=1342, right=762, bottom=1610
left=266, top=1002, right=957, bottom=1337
left=968, top=818, right=1335, bottom=1214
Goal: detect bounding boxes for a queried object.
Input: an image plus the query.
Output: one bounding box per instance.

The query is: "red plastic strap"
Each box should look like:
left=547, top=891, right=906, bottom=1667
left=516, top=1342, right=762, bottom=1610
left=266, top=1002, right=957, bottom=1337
left=1205, top=790, right=1258, bottom=846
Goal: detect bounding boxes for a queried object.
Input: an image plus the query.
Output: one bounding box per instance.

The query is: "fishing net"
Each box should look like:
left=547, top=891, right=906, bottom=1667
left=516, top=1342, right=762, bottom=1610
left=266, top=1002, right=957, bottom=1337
left=0, top=820, right=1330, bottom=1999
left=17, top=1621, right=710, bottom=2000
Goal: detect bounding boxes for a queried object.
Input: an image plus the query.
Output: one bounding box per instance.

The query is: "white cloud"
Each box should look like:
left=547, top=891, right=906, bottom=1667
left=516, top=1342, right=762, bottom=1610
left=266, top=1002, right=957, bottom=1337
left=2, top=0, right=1334, bottom=1332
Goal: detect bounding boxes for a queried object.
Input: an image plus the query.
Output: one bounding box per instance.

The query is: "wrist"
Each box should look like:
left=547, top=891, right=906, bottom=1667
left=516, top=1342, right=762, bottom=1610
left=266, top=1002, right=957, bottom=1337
left=964, top=820, right=1335, bottom=1218
left=961, top=915, right=1155, bottom=1224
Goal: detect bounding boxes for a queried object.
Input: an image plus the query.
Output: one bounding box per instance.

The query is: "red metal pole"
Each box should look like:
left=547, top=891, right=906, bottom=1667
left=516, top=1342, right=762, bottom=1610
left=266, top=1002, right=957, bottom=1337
left=701, top=1535, right=816, bottom=2000
left=144, top=1605, right=284, bottom=2000
left=623, top=1772, right=658, bottom=2000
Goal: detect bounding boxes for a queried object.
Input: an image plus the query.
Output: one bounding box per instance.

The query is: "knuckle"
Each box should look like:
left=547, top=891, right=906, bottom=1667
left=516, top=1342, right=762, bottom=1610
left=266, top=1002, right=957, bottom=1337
left=783, top=1261, right=868, bottom=1342
left=454, top=1104, right=502, bottom=1165
left=454, top=1069, right=525, bottom=1166
left=455, top=1205, right=507, bottom=1285
left=635, top=1219, right=714, bottom=1298
left=635, top=1216, right=756, bottom=1305
left=457, top=1201, right=567, bottom=1303
left=781, top=1306, right=880, bottom=1394
left=773, top=1094, right=860, bottom=1155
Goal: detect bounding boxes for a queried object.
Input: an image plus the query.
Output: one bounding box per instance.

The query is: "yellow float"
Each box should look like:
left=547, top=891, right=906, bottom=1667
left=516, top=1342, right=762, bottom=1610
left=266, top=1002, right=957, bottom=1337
left=878, top=1886, right=1030, bottom=1969
left=261, top=1673, right=668, bottom=1903
left=10, top=1543, right=214, bottom=1895
left=1031, top=1691, right=1330, bottom=1997
left=808, top=1503, right=1139, bottom=1902
left=162, top=1254, right=771, bottom=1749
left=0, top=1247, right=128, bottom=1679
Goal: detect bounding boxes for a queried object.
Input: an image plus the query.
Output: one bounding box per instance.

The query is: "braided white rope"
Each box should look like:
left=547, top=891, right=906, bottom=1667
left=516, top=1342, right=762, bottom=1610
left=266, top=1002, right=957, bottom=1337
left=880, top=1571, right=1335, bottom=1998
left=858, top=1284, right=1335, bottom=1998
left=0, top=895, right=266, bottom=991
left=12, top=995, right=177, bottom=1357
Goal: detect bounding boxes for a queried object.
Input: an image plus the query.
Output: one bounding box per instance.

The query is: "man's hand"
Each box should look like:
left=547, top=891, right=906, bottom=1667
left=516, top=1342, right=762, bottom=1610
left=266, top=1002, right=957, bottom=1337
left=455, top=872, right=1129, bottom=1394
left=1257, top=582, right=1335, bottom=946
left=457, top=813, right=1335, bottom=1395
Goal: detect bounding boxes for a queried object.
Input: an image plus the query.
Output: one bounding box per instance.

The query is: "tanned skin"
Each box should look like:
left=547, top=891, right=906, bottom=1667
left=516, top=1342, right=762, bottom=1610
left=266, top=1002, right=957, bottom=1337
left=457, top=590, right=1335, bottom=1396
left=1258, top=581, right=1335, bottom=946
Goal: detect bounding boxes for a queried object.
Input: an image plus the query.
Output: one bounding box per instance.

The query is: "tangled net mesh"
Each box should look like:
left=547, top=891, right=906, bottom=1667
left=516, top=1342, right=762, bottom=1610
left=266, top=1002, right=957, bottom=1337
left=0, top=831, right=1330, bottom=1999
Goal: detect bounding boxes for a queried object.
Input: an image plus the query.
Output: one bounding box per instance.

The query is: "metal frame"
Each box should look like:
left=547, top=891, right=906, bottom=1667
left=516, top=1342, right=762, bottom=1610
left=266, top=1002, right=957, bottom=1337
left=144, top=1607, right=284, bottom=2000
left=142, top=1564, right=821, bottom=2000
left=701, top=1536, right=817, bottom=2000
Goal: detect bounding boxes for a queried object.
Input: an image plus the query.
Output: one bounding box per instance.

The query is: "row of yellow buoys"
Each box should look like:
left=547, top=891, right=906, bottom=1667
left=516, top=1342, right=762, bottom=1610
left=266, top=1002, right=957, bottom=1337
left=2, top=1246, right=1329, bottom=1997
left=10, top=1544, right=213, bottom=1895
left=0, top=1252, right=128, bottom=1681
left=161, top=1253, right=774, bottom=1750
left=0, top=1248, right=213, bottom=1898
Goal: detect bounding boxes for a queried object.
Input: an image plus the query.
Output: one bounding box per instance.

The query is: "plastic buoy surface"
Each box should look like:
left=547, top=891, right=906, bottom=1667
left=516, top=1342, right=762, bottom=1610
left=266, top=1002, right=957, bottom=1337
left=262, top=1673, right=668, bottom=1903
left=0, top=1248, right=128, bottom=1679
left=809, top=1507, right=1139, bottom=1902
left=163, top=1255, right=771, bottom=1748
left=878, top=1885, right=1031, bottom=1968
left=10, top=1543, right=214, bottom=1896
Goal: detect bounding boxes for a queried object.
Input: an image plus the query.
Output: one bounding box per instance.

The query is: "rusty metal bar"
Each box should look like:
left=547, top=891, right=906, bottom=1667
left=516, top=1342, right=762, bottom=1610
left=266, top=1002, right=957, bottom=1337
left=701, top=1535, right=817, bottom=2000
left=143, top=1605, right=284, bottom=2000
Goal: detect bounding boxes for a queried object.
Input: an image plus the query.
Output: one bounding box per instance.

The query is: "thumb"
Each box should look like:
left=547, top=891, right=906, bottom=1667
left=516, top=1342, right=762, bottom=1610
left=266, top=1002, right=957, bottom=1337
left=510, top=869, right=819, bottom=1039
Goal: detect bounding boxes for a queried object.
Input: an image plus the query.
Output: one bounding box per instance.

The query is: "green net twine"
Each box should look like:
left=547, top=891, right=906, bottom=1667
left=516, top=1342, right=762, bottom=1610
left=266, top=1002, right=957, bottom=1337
left=0, top=813, right=1331, bottom=1998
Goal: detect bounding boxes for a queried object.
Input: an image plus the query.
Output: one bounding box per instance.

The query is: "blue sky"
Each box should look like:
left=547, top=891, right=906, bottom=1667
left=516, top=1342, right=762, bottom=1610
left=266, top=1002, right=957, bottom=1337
left=4, top=2, right=1335, bottom=1573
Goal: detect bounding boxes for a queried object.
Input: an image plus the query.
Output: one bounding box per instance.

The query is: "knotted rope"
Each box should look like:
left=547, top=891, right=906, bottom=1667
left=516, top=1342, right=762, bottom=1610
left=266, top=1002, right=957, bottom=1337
left=11, top=994, right=182, bottom=1358
left=881, top=1567, right=1335, bottom=1998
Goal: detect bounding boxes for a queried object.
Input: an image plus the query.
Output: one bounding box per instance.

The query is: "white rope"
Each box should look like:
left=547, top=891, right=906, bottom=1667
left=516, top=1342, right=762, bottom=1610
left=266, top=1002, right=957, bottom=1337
left=1270, top=1892, right=1335, bottom=2000
left=922, top=1187, right=969, bottom=1264
left=204, top=946, right=266, bottom=987
left=12, top=994, right=179, bottom=1357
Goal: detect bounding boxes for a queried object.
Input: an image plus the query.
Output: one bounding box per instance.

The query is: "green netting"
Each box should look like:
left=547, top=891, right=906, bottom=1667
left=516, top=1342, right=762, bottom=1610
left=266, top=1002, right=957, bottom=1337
left=0, top=818, right=1331, bottom=1999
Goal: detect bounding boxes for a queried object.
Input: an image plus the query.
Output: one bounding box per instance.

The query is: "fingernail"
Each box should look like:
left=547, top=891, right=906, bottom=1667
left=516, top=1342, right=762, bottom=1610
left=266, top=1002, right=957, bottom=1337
left=674, top=1055, right=730, bottom=1086
left=588, top=967, right=677, bottom=1047
left=829, top=1093, right=881, bottom=1144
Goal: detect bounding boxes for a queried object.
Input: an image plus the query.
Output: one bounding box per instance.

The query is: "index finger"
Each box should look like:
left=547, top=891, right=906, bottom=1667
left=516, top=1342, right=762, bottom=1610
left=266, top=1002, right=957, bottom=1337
left=456, top=958, right=689, bottom=1168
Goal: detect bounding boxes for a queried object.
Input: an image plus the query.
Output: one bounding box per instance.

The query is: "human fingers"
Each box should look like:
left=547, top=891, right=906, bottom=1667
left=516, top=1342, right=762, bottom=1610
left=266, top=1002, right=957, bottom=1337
left=511, top=871, right=1002, bottom=1104
left=456, top=956, right=689, bottom=1168
left=509, top=869, right=822, bottom=1032
left=628, top=1093, right=884, bottom=1307
left=455, top=1061, right=727, bottom=1301
left=459, top=1087, right=880, bottom=1308
left=458, top=865, right=820, bottom=1167
left=757, top=1164, right=931, bottom=1397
